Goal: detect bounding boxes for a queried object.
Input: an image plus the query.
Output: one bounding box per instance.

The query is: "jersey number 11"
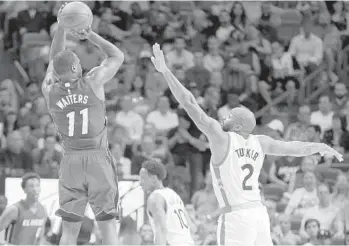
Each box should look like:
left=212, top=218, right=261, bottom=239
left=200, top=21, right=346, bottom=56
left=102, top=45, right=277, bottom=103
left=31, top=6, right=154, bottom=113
left=66, top=108, right=89, bottom=136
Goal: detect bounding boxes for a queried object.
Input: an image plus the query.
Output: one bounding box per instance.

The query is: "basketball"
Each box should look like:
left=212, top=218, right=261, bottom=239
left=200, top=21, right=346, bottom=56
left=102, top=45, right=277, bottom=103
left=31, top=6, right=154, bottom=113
left=58, top=2, right=93, bottom=30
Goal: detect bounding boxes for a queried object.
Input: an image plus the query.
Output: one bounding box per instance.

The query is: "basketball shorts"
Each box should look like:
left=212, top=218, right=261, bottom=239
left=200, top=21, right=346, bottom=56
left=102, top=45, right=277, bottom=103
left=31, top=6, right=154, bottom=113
left=55, top=149, right=119, bottom=222
left=217, top=205, right=273, bottom=246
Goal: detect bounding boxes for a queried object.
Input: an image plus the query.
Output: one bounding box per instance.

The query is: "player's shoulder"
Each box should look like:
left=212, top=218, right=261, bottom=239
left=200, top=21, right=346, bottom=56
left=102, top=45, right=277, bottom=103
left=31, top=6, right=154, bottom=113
left=147, top=191, right=166, bottom=210
left=1, top=204, right=19, bottom=219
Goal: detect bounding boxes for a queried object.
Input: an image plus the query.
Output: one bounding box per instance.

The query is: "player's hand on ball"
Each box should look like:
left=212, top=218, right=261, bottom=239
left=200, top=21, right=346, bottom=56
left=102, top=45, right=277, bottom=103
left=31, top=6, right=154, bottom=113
left=57, top=2, right=68, bottom=24
left=151, top=43, right=168, bottom=73
left=319, top=143, right=343, bottom=162
left=70, top=26, right=92, bottom=40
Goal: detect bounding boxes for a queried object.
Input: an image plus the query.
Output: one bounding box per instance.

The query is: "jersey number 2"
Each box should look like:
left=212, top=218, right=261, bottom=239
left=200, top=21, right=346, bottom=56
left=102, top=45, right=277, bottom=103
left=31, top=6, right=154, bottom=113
left=241, top=164, right=254, bottom=190
left=66, top=108, right=88, bottom=137
left=174, top=209, right=188, bottom=229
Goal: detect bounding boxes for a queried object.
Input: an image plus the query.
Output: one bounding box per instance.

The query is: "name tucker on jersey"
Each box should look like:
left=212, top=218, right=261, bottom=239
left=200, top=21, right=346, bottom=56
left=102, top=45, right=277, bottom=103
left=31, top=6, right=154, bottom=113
left=235, top=148, right=259, bottom=161
left=56, top=94, right=88, bottom=109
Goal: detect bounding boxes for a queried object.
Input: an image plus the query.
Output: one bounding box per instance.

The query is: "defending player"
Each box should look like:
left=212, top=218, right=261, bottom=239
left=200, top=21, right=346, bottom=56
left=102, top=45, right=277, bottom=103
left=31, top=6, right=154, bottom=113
left=150, top=43, right=343, bottom=246
left=41, top=4, right=124, bottom=245
left=140, top=160, right=194, bottom=245
left=0, top=173, right=47, bottom=245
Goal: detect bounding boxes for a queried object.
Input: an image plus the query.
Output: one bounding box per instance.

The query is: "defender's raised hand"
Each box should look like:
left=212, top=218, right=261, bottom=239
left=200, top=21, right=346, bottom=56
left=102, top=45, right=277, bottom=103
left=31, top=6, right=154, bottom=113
left=319, top=143, right=343, bottom=162
left=151, top=43, right=168, bottom=73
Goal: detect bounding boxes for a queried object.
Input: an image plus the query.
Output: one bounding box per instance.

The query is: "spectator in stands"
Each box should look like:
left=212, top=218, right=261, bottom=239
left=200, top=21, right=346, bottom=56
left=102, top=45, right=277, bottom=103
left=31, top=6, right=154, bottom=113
left=217, top=93, right=245, bottom=120
left=256, top=2, right=281, bottom=42
left=289, top=156, right=320, bottom=192
left=233, top=42, right=260, bottom=100
left=0, top=88, right=12, bottom=116
left=259, top=41, right=300, bottom=110
left=166, top=36, right=194, bottom=74
left=285, top=171, right=318, bottom=218
left=340, top=100, right=349, bottom=131
left=288, top=18, right=324, bottom=73
left=18, top=123, right=37, bottom=153
left=284, top=105, right=311, bottom=141
left=272, top=214, right=301, bottom=245
left=16, top=1, right=47, bottom=35
left=146, top=96, right=179, bottom=134
left=2, top=110, right=19, bottom=137
left=0, top=79, right=19, bottom=112
left=185, top=50, right=211, bottom=94
left=115, top=95, right=144, bottom=143
left=333, top=201, right=349, bottom=243
left=303, top=218, right=321, bottom=246
left=167, top=109, right=207, bottom=193
left=268, top=156, right=302, bottom=191
left=299, top=183, right=339, bottom=239
left=330, top=1, right=349, bottom=49
left=203, top=36, right=224, bottom=80
left=332, top=83, right=348, bottom=112
left=323, top=113, right=349, bottom=153
left=307, top=125, right=322, bottom=143
left=191, top=170, right=219, bottom=222
left=138, top=223, right=153, bottom=245
left=32, top=136, right=61, bottom=178
left=331, top=174, right=349, bottom=209
left=131, top=135, right=173, bottom=175
left=310, top=95, right=334, bottom=136
left=216, top=10, right=234, bottom=43
left=0, top=130, right=33, bottom=176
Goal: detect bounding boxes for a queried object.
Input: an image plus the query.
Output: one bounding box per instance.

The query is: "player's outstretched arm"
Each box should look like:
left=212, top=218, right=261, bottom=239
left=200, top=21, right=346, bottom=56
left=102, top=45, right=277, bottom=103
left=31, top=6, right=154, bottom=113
left=0, top=205, right=18, bottom=232
left=256, top=135, right=343, bottom=162
left=147, top=193, right=167, bottom=246
left=151, top=44, right=227, bottom=148
left=80, top=30, right=124, bottom=87
left=42, top=3, right=67, bottom=98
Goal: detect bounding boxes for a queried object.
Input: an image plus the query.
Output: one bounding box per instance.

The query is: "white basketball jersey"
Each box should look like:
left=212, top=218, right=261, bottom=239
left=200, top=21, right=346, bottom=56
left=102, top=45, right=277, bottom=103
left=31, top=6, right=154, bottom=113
left=147, top=188, right=194, bottom=245
left=210, top=132, right=265, bottom=208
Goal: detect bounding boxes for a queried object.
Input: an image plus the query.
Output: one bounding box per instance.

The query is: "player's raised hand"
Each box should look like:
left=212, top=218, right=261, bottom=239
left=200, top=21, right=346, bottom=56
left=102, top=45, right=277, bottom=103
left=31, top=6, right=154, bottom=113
left=57, top=2, right=68, bottom=24
left=151, top=43, right=168, bottom=73
left=318, top=143, right=343, bottom=162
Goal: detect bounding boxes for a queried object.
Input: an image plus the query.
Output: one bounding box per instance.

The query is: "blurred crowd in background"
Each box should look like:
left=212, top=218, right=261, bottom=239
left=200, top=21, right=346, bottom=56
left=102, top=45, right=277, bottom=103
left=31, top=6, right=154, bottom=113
left=1, top=0, right=349, bottom=245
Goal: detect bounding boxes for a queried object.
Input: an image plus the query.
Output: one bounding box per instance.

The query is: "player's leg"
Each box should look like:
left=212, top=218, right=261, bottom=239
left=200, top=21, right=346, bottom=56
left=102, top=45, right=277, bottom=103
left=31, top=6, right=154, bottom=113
left=255, top=207, right=273, bottom=246
left=217, top=210, right=258, bottom=246
left=55, top=155, right=88, bottom=245
left=60, top=220, right=83, bottom=245
left=86, top=153, right=119, bottom=245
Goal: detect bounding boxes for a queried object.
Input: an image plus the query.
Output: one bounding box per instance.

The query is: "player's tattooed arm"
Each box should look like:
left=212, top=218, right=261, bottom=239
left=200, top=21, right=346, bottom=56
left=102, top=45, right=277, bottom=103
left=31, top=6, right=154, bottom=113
left=49, top=3, right=67, bottom=63
left=256, top=135, right=343, bottom=162
left=147, top=193, right=167, bottom=246
left=0, top=205, right=18, bottom=232
left=84, top=31, right=124, bottom=86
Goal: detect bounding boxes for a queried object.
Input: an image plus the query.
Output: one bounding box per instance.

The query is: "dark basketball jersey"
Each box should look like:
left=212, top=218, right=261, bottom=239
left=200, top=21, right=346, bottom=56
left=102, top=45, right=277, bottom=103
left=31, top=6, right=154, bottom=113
left=5, top=200, right=47, bottom=245
left=47, top=77, right=108, bottom=151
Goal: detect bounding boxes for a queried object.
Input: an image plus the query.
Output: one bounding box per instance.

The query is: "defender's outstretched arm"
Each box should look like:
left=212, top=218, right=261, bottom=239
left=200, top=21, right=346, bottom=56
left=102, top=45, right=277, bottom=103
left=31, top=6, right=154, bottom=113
left=151, top=44, right=223, bottom=139
left=257, top=135, right=343, bottom=162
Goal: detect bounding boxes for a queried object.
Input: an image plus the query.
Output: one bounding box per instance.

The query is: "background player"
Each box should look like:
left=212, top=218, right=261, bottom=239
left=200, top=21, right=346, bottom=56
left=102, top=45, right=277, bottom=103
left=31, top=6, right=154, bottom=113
left=140, top=159, right=194, bottom=245
left=150, top=43, right=343, bottom=246
left=0, top=173, right=47, bottom=245
left=41, top=4, right=124, bottom=245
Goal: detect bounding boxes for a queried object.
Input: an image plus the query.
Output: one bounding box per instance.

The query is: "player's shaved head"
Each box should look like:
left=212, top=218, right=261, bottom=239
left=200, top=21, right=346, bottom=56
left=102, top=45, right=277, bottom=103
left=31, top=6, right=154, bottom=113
left=222, top=107, right=256, bottom=135
left=53, top=50, right=81, bottom=76
left=141, top=159, right=167, bottom=180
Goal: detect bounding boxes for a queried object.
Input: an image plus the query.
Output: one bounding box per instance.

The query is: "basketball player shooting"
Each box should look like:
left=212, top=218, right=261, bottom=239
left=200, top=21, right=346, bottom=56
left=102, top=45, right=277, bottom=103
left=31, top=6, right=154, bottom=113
left=151, top=43, right=343, bottom=246
left=41, top=3, right=124, bottom=245
left=0, top=173, right=47, bottom=245
left=140, top=160, right=194, bottom=245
